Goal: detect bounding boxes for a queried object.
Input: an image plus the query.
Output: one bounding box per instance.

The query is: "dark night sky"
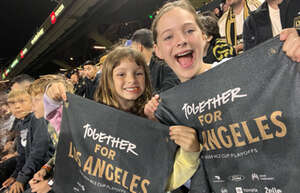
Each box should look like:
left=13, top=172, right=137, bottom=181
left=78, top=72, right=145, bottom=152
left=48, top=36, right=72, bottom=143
left=0, top=0, right=58, bottom=66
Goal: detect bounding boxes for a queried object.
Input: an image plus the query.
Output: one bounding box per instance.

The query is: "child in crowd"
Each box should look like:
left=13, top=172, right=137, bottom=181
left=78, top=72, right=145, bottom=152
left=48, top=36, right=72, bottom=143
left=0, top=91, right=17, bottom=186
left=24, top=75, right=73, bottom=193
left=0, top=91, right=16, bottom=160
left=1, top=89, right=54, bottom=193
left=45, top=46, right=201, bottom=192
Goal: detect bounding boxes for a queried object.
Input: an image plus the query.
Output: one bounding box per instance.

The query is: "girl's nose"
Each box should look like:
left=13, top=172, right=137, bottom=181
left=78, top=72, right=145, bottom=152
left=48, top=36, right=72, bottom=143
left=176, top=33, right=187, bottom=47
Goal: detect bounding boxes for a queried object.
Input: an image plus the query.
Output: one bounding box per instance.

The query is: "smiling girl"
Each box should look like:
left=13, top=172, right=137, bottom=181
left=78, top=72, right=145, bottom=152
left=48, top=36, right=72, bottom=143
left=145, top=1, right=300, bottom=192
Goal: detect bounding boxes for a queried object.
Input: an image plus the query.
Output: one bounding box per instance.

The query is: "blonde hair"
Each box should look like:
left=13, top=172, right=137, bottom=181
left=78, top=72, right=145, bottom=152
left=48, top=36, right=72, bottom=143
left=151, top=0, right=201, bottom=43
left=7, top=89, right=31, bottom=101
left=94, top=47, right=152, bottom=116
left=27, top=78, right=50, bottom=96
left=27, top=74, right=74, bottom=96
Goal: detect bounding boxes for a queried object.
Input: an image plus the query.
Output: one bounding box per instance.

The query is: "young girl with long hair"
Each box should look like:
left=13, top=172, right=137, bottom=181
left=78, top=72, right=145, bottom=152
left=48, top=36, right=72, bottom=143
left=145, top=1, right=300, bottom=192
left=94, top=47, right=152, bottom=116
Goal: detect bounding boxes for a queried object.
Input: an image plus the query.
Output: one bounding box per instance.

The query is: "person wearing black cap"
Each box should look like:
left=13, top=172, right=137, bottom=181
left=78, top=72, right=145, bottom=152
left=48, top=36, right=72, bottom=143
left=130, top=28, right=180, bottom=93
left=82, top=60, right=101, bottom=100
left=73, top=65, right=86, bottom=97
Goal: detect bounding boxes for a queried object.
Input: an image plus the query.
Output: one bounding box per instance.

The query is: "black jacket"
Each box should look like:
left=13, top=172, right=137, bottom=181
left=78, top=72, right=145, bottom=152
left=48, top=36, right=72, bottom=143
left=74, top=77, right=86, bottom=97
left=84, top=72, right=101, bottom=100
left=149, top=56, right=180, bottom=94
left=11, top=113, right=54, bottom=184
left=243, top=0, right=300, bottom=51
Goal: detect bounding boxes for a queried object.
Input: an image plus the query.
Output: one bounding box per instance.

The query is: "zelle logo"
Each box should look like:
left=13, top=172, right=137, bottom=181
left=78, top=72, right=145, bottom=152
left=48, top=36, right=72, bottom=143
left=264, top=187, right=282, bottom=193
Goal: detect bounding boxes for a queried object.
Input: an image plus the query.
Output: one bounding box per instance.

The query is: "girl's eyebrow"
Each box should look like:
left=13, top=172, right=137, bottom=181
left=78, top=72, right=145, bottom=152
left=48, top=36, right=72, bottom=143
left=183, top=22, right=197, bottom=27
left=114, top=68, right=126, bottom=71
left=160, top=22, right=197, bottom=35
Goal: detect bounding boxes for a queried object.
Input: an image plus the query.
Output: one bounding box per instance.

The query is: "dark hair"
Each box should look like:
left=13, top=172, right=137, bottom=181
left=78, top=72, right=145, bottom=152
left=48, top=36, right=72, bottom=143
left=131, top=28, right=154, bottom=49
left=83, top=60, right=96, bottom=66
left=66, top=69, right=79, bottom=79
left=10, top=74, right=34, bottom=85
left=198, top=14, right=220, bottom=39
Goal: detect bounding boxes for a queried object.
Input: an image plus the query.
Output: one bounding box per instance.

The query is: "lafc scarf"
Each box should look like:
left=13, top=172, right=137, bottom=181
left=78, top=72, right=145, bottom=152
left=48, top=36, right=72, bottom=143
left=225, top=1, right=250, bottom=46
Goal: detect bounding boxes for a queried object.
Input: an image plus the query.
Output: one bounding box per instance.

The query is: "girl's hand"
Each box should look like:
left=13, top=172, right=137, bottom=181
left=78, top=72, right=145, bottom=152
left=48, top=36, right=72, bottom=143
left=2, top=177, right=15, bottom=188
left=32, top=168, right=47, bottom=183
left=169, top=126, right=200, bottom=152
left=144, top=94, right=160, bottom=121
left=30, top=180, right=51, bottom=193
left=46, top=82, right=67, bottom=102
left=8, top=181, right=24, bottom=193
left=280, top=28, right=300, bottom=63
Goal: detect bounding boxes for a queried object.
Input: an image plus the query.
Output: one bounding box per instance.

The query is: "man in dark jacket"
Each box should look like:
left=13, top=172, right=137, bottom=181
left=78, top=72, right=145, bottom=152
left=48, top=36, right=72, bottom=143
left=130, top=28, right=180, bottom=93
left=2, top=90, right=54, bottom=193
left=243, top=0, right=300, bottom=51
left=83, top=60, right=101, bottom=100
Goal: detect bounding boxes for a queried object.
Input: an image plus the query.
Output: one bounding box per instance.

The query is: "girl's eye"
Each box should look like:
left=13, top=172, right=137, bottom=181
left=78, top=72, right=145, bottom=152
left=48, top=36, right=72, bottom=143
left=116, top=73, right=125, bottom=77
left=164, top=35, right=173, bottom=41
left=136, top=72, right=144, bottom=76
left=186, top=29, right=195, bottom=34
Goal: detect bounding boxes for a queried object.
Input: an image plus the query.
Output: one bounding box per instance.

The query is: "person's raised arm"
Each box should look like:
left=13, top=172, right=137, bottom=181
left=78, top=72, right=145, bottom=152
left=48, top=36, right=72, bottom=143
left=280, top=28, right=300, bottom=63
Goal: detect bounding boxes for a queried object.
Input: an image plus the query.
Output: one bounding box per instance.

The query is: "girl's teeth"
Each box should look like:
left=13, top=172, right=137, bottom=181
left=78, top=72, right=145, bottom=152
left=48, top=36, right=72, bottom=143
left=177, top=51, right=192, bottom=57
left=126, top=88, right=137, bottom=91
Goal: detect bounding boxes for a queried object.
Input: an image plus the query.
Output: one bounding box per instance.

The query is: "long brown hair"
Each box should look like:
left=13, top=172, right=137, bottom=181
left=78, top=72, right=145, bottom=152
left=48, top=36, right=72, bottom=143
left=94, top=47, right=152, bottom=116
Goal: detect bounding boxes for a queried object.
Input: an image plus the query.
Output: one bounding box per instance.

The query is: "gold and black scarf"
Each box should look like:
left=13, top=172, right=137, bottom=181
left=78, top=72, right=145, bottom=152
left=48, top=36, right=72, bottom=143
left=225, top=1, right=250, bottom=46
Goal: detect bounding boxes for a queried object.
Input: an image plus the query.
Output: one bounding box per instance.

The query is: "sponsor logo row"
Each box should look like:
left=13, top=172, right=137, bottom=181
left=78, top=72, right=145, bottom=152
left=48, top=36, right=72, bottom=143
left=220, top=186, right=282, bottom=193
left=213, top=173, right=275, bottom=183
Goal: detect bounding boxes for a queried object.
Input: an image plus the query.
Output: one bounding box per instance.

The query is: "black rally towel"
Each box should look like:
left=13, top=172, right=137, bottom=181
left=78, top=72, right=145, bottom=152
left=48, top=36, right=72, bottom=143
left=156, top=37, right=300, bottom=193
left=53, top=93, right=176, bottom=193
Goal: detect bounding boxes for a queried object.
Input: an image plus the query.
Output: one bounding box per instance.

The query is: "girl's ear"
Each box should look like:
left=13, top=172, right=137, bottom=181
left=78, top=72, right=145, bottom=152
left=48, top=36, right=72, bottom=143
left=207, top=35, right=213, bottom=42
left=203, top=33, right=213, bottom=42
left=154, top=44, right=163, bottom=59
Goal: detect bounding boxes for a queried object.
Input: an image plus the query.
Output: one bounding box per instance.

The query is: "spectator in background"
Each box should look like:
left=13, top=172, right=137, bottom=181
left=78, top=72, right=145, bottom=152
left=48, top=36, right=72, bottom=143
left=213, top=7, right=222, bottom=18
left=0, top=75, right=35, bottom=188
left=83, top=60, right=101, bottom=100
left=0, top=91, right=15, bottom=150
left=24, top=75, right=73, bottom=193
left=222, top=0, right=230, bottom=13
left=10, top=74, right=34, bottom=91
left=2, top=89, right=54, bottom=193
left=199, top=13, right=236, bottom=64
left=130, top=28, right=180, bottom=93
left=66, top=69, right=84, bottom=96
left=74, top=65, right=87, bottom=97
left=218, top=0, right=261, bottom=53
left=243, top=0, right=300, bottom=51
left=69, top=70, right=79, bottom=86
left=0, top=91, right=17, bottom=186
